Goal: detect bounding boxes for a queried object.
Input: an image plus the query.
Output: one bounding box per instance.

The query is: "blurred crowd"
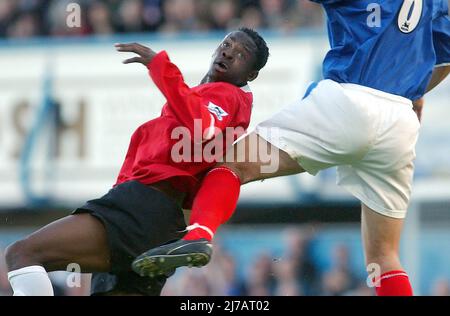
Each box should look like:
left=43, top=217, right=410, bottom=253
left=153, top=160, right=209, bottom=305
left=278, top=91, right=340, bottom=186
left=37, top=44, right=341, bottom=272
left=2, top=227, right=450, bottom=296
left=0, top=0, right=324, bottom=39
left=161, top=227, right=450, bottom=297
left=162, top=227, right=374, bottom=296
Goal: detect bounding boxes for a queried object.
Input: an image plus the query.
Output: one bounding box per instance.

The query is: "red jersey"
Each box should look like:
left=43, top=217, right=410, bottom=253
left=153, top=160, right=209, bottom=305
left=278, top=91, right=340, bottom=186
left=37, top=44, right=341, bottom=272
left=115, top=51, right=253, bottom=205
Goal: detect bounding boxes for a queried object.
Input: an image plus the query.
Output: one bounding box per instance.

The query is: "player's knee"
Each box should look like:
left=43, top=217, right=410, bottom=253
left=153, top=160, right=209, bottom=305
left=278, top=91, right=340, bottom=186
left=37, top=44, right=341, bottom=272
left=219, top=162, right=258, bottom=184
left=4, top=238, right=41, bottom=271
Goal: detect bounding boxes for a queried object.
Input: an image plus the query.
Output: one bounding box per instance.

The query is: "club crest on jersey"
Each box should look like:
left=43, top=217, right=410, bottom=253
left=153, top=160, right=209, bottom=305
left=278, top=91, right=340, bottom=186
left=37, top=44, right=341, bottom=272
left=207, top=102, right=229, bottom=121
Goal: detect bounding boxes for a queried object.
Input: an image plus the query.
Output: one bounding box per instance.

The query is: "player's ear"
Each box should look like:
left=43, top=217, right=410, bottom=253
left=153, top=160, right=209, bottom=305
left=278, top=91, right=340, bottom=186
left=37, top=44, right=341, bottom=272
left=247, top=70, right=258, bottom=82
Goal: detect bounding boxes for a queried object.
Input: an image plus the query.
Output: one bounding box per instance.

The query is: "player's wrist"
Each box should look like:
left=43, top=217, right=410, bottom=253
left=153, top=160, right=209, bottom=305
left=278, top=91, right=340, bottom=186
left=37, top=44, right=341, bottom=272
left=147, top=50, right=167, bottom=70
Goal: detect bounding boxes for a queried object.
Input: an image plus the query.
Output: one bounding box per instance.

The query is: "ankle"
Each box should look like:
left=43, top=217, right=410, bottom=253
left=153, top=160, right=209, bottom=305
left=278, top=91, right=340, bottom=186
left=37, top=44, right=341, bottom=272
left=183, top=225, right=214, bottom=241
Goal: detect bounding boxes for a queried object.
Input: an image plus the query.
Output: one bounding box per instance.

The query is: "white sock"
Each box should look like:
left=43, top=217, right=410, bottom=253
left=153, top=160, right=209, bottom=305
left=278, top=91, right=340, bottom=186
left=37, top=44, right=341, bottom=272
left=8, top=266, right=54, bottom=296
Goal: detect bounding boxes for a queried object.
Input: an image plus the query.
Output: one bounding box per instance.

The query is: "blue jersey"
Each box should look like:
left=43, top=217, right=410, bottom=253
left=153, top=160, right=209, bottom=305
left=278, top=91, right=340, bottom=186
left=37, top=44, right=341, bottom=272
left=313, top=0, right=450, bottom=100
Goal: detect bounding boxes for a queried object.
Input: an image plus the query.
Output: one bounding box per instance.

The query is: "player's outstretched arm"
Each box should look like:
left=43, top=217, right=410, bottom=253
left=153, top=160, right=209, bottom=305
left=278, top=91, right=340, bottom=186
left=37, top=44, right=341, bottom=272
left=115, top=43, right=236, bottom=141
left=115, top=42, right=192, bottom=102
left=115, top=42, right=192, bottom=104
left=115, top=42, right=157, bottom=66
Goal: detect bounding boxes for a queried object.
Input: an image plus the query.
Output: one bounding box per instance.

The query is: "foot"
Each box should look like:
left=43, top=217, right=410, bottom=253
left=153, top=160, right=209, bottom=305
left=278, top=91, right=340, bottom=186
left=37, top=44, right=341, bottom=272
left=132, top=239, right=212, bottom=277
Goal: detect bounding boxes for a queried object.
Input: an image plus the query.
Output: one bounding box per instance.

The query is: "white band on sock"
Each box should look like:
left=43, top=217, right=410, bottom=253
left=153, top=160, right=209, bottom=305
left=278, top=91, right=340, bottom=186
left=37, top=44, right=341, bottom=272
left=380, top=272, right=409, bottom=281
left=186, top=223, right=214, bottom=239
left=7, top=265, right=47, bottom=280
left=8, top=265, right=54, bottom=296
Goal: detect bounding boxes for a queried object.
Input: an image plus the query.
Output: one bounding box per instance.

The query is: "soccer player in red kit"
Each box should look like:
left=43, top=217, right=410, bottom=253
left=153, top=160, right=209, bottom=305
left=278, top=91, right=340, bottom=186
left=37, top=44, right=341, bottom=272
left=4, top=28, right=269, bottom=296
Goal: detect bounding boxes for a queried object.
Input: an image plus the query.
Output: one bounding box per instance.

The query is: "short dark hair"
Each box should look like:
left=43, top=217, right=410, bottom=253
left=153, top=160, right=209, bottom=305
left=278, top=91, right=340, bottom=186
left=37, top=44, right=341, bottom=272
left=238, top=27, right=269, bottom=72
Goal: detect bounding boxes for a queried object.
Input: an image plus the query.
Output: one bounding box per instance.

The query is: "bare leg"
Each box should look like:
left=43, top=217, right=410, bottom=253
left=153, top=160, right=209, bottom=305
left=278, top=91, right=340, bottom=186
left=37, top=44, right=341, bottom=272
left=361, top=204, right=414, bottom=295
left=5, top=213, right=111, bottom=273
left=361, top=204, right=404, bottom=273
left=221, top=132, right=305, bottom=183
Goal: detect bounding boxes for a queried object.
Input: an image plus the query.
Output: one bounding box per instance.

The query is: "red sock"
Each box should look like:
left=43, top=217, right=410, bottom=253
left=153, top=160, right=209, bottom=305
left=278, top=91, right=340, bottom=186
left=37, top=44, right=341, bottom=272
left=183, top=167, right=241, bottom=241
left=375, top=270, right=413, bottom=296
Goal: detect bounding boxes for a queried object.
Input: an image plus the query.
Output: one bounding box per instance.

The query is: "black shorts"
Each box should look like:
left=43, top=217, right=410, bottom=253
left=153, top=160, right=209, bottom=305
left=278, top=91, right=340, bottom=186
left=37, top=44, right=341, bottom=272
left=73, top=180, right=186, bottom=296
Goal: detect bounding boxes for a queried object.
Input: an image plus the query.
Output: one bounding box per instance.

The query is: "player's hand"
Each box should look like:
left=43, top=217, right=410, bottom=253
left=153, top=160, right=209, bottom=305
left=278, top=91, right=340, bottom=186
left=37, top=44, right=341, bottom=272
left=412, top=97, right=424, bottom=123
left=115, top=43, right=157, bottom=66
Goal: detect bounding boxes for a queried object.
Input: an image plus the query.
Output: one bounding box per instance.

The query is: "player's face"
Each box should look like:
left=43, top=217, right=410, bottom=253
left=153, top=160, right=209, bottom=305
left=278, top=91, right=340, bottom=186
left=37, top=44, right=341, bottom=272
left=208, top=31, right=258, bottom=86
